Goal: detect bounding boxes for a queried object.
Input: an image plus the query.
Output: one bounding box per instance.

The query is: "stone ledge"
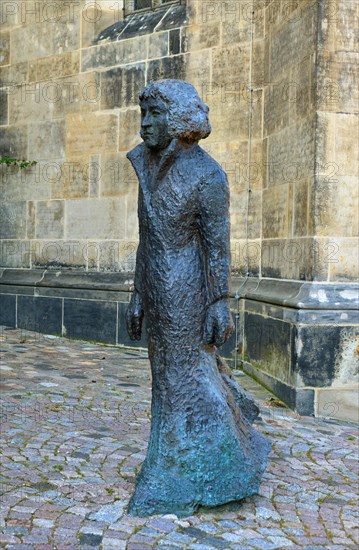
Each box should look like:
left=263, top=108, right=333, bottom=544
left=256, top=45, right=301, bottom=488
left=232, top=276, right=359, bottom=310
left=0, top=269, right=134, bottom=292
left=1, top=270, right=358, bottom=310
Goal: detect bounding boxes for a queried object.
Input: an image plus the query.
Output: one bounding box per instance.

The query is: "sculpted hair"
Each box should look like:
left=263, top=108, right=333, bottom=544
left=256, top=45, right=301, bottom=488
left=139, top=79, right=211, bottom=143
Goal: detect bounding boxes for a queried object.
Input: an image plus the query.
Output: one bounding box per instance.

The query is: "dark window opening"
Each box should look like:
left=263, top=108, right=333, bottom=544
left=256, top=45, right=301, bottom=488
left=135, top=0, right=152, bottom=10
left=125, top=0, right=183, bottom=17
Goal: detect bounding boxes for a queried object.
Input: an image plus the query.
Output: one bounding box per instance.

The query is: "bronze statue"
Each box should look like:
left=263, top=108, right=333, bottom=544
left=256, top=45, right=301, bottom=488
left=126, top=79, right=270, bottom=516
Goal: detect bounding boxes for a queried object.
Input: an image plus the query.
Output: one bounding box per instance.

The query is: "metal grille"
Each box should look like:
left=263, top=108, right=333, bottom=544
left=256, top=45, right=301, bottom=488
left=124, top=0, right=182, bottom=17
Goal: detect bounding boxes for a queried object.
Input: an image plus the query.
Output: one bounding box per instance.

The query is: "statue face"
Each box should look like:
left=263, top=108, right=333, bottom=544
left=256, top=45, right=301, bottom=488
left=140, top=99, right=172, bottom=151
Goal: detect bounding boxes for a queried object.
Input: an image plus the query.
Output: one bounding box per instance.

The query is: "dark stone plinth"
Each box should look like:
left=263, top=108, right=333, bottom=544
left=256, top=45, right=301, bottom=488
left=0, top=293, right=16, bottom=326
left=235, top=278, right=359, bottom=417
left=64, top=299, right=117, bottom=344
left=17, top=295, right=62, bottom=335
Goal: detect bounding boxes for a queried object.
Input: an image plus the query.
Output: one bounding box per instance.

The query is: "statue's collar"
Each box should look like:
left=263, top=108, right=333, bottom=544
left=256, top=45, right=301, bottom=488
left=127, top=138, right=195, bottom=182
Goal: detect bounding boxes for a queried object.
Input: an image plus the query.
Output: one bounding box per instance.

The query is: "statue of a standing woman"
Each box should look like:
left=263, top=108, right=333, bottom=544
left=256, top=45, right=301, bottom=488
left=126, top=80, right=270, bottom=517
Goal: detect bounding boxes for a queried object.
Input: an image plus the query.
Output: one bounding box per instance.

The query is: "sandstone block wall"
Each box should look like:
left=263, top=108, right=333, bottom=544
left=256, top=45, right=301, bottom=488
left=1, top=0, right=358, bottom=282
left=0, top=0, right=358, bottom=421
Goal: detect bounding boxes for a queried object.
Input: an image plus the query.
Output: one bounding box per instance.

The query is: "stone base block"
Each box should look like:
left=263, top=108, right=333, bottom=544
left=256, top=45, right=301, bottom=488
left=234, top=277, right=359, bottom=421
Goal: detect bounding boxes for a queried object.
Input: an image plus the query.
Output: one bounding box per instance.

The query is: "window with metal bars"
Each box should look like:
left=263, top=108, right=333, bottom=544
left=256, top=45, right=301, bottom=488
left=124, top=0, right=183, bottom=17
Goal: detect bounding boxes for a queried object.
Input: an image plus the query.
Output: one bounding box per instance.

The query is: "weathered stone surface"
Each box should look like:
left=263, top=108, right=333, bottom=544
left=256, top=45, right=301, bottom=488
left=334, top=113, right=358, bottom=177
left=262, top=186, right=289, bottom=239
left=0, top=30, right=10, bottom=66
left=125, top=192, right=139, bottom=242
left=10, top=24, right=54, bottom=63
left=89, top=154, right=100, bottom=198
left=317, top=51, right=359, bottom=114
left=316, top=388, right=359, bottom=423
left=13, top=161, right=54, bottom=202
left=293, top=179, right=309, bottom=237
left=269, top=1, right=317, bottom=81
left=147, top=54, right=187, bottom=82
left=328, top=238, right=359, bottom=281
left=296, top=324, right=359, bottom=394
left=100, top=152, right=137, bottom=197
left=221, top=11, right=252, bottom=47
left=318, top=0, right=359, bottom=52
left=261, top=237, right=329, bottom=281
left=264, top=78, right=290, bottom=137
left=28, top=51, right=80, bottom=82
left=35, top=200, right=64, bottom=239
left=185, top=49, right=211, bottom=92
left=291, top=53, right=316, bottom=121
left=97, top=239, right=139, bottom=272
left=100, top=64, right=145, bottom=110
left=65, top=113, right=118, bottom=159
left=28, top=120, right=65, bottom=159
left=82, top=37, right=148, bottom=72
left=9, top=82, right=49, bottom=125
left=295, top=325, right=341, bottom=388
left=230, top=190, right=262, bottom=240
left=204, top=138, right=265, bottom=192
left=266, top=117, right=316, bottom=186
left=0, top=86, right=8, bottom=125
left=245, top=312, right=294, bottom=386
left=208, top=93, right=262, bottom=144
left=0, top=201, right=26, bottom=239
left=0, top=125, right=28, bottom=157
left=0, top=61, right=28, bottom=84
left=66, top=198, right=126, bottom=240
left=181, top=22, right=220, bottom=53
left=32, top=240, right=87, bottom=270
left=148, top=31, right=169, bottom=59
left=0, top=240, right=31, bottom=268
left=46, top=72, right=99, bottom=119
left=50, top=156, right=89, bottom=200
left=27, top=201, right=35, bottom=239
left=231, top=239, right=261, bottom=277
left=313, top=175, right=359, bottom=238
left=212, top=43, right=249, bottom=86
left=82, top=3, right=118, bottom=47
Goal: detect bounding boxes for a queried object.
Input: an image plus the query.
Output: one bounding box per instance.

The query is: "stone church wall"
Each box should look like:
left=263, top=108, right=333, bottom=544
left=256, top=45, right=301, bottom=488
left=0, top=0, right=358, bottom=420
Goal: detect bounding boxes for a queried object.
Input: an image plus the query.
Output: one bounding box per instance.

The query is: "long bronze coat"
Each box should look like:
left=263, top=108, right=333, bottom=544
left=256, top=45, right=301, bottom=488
left=127, top=138, right=270, bottom=516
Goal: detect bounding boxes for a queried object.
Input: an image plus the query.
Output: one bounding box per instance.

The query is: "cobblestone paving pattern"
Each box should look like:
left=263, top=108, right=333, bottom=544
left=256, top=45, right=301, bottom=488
left=0, top=327, right=358, bottom=549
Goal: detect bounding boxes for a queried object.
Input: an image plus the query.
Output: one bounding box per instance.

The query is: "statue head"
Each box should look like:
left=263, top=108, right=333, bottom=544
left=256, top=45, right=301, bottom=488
left=139, top=79, right=211, bottom=151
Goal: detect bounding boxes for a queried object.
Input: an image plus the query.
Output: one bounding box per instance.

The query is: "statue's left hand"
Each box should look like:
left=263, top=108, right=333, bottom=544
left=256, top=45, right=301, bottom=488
left=204, top=300, right=235, bottom=347
left=126, top=290, right=144, bottom=341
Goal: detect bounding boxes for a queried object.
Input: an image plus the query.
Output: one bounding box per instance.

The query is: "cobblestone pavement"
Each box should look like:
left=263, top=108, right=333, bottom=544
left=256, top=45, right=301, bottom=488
left=0, top=327, right=358, bottom=550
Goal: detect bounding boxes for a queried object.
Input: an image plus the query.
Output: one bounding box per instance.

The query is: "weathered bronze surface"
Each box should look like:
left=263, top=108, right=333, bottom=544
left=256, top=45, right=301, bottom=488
left=126, top=79, right=270, bottom=516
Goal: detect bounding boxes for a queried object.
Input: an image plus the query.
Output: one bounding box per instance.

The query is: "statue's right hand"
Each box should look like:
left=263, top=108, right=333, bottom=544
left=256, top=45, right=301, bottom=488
left=126, top=290, right=144, bottom=341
